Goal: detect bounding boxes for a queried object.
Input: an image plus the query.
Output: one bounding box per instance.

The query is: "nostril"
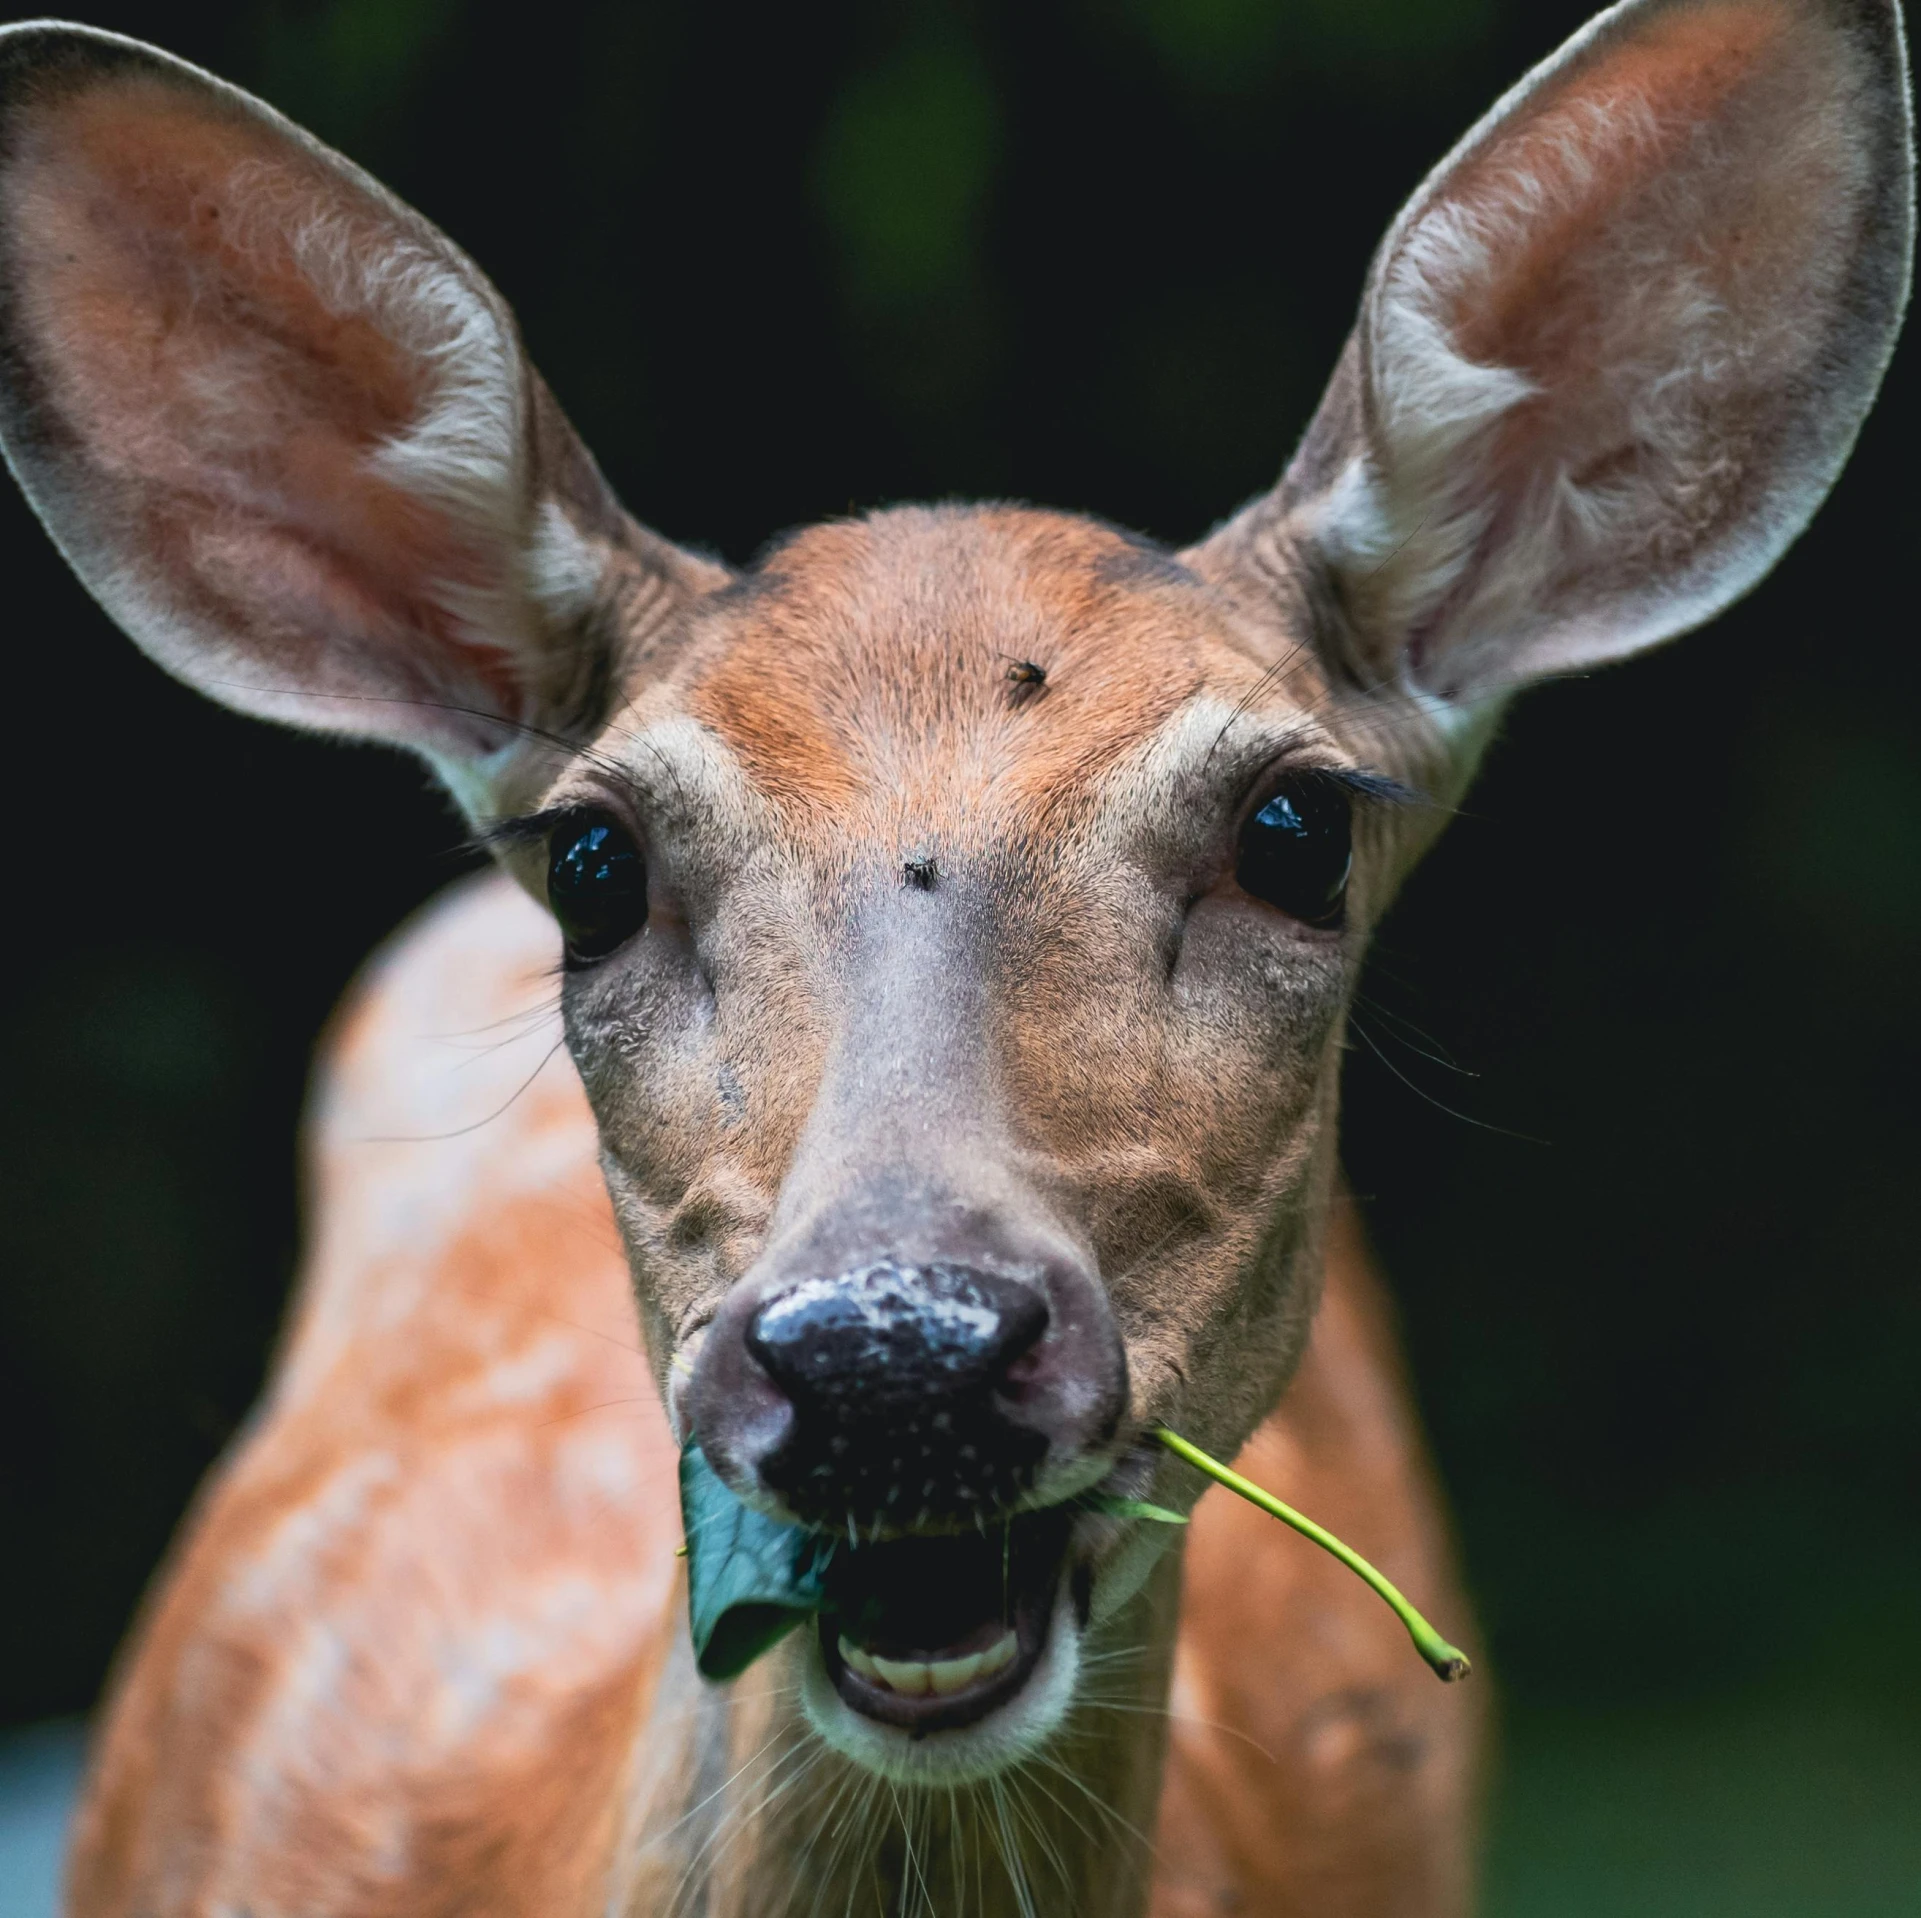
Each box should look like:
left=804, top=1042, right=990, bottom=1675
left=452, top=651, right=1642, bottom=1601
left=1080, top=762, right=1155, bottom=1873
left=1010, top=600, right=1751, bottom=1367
left=746, top=1261, right=1048, bottom=1413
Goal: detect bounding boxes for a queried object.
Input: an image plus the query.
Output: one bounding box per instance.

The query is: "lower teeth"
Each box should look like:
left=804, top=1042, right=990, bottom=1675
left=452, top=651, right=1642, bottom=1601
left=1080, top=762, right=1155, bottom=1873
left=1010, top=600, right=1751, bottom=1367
left=839, top=1628, right=1017, bottom=1698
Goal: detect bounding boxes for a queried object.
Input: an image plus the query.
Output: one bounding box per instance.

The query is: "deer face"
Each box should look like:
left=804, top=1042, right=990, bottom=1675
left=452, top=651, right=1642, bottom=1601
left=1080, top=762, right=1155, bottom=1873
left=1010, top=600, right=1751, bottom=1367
left=0, top=4, right=1907, bottom=1784
left=489, top=505, right=1435, bottom=1769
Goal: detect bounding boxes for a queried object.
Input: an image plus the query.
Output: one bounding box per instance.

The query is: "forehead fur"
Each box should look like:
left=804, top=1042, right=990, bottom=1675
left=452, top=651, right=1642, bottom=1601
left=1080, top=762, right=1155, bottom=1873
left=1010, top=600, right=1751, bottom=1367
left=675, top=505, right=1308, bottom=836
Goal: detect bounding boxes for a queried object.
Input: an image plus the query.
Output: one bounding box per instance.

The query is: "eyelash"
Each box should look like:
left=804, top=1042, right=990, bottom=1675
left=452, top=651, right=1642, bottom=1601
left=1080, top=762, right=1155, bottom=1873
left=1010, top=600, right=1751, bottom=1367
left=475, top=805, right=592, bottom=854
left=1240, top=765, right=1417, bottom=818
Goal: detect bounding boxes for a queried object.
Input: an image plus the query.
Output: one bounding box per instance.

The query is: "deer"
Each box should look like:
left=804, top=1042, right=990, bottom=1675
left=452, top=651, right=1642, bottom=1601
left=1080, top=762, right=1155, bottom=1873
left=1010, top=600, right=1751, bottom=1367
left=0, top=3, right=1909, bottom=1912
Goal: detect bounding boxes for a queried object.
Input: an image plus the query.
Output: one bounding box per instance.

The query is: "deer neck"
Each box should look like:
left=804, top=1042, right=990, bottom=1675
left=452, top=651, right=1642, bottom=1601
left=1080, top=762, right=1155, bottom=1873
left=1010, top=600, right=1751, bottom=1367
left=625, top=1548, right=1184, bottom=1918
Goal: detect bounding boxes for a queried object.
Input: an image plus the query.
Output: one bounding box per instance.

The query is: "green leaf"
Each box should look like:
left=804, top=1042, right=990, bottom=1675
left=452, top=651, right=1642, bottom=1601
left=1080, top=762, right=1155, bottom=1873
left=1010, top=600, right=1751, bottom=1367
left=679, top=1442, right=837, bottom=1681
left=1082, top=1493, right=1189, bottom=1525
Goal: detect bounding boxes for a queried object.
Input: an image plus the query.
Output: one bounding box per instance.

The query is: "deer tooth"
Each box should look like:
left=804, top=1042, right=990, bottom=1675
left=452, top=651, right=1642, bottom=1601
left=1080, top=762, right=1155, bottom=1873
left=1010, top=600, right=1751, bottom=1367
left=927, top=1651, right=984, bottom=1696
left=838, top=1637, right=881, bottom=1682
left=976, top=1630, right=1017, bottom=1678
left=838, top=1628, right=1021, bottom=1697
left=870, top=1654, right=933, bottom=1697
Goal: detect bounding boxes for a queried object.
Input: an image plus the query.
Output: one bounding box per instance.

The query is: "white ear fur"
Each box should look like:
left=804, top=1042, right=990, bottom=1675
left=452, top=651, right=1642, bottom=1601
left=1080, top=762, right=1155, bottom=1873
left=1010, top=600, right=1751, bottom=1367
left=0, top=22, right=720, bottom=819
left=1194, top=0, right=1913, bottom=709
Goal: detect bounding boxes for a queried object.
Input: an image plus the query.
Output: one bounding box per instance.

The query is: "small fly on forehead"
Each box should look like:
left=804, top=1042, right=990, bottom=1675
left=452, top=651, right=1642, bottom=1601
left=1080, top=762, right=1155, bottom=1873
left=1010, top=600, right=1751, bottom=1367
left=1002, top=656, right=1048, bottom=705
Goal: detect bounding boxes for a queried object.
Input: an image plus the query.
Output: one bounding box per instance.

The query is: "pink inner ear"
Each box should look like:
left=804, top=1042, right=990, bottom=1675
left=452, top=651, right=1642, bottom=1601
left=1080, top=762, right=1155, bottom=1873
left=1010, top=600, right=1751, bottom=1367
left=2, top=72, right=529, bottom=733
left=12, top=80, right=418, bottom=499
left=1441, top=1, right=1808, bottom=383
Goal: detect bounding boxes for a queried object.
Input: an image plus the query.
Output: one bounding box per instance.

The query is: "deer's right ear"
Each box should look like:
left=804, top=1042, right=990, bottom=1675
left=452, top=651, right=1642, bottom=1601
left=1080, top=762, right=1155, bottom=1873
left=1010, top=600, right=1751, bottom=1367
left=0, top=23, right=724, bottom=820
left=1191, top=0, right=1913, bottom=715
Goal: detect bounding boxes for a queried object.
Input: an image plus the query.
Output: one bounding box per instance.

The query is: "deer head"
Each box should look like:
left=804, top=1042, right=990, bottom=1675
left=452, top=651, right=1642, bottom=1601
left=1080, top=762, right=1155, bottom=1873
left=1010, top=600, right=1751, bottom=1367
left=0, top=1, right=1908, bottom=1785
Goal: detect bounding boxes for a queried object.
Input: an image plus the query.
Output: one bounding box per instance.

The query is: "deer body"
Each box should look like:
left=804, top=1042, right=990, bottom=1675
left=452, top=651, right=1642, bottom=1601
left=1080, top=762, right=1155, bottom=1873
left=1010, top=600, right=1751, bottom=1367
left=0, top=6, right=1908, bottom=1915
left=67, top=871, right=1477, bottom=1918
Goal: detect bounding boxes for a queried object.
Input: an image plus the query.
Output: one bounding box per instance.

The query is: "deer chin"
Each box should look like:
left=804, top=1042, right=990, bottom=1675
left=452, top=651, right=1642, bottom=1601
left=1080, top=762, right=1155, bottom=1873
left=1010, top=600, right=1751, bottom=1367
left=798, top=1511, right=1086, bottom=1784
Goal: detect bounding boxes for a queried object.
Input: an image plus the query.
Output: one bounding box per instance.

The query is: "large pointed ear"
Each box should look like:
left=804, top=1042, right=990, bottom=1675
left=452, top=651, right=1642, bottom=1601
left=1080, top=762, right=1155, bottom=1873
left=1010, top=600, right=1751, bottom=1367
left=0, top=23, right=725, bottom=820
left=1191, top=0, right=1913, bottom=709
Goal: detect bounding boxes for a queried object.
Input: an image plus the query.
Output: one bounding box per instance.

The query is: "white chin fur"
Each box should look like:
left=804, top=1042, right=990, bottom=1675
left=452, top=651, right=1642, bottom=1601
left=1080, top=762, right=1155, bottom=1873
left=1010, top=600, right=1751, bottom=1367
left=800, top=1585, right=1082, bottom=1785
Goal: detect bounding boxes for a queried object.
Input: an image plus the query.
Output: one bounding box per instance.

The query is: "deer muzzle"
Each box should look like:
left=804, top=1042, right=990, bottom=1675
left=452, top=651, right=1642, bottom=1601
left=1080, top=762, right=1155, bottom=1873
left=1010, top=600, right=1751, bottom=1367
left=687, top=1234, right=1126, bottom=1735
left=690, top=1246, right=1125, bottom=1534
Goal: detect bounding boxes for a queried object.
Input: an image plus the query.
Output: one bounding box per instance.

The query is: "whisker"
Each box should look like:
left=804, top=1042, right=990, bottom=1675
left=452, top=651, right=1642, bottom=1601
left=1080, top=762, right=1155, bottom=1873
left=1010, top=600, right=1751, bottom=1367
left=353, top=1037, right=567, bottom=1143
left=527, top=1308, right=649, bottom=1361
left=1029, top=1749, right=1158, bottom=1854
left=1346, top=1013, right=1545, bottom=1141
left=1203, top=641, right=1314, bottom=767
left=533, top=1395, right=649, bottom=1430
left=1072, top=1693, right=1280, bottom=1764
left=1352, top=990, right=1479, bottom=1078
left=987, top=1775, right=1040, bottom=1918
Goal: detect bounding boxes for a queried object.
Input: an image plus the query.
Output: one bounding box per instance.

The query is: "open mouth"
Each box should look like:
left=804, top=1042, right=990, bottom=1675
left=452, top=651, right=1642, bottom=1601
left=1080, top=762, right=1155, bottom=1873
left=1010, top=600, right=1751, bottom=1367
left=818, top=1508, right=1077, bottom=1733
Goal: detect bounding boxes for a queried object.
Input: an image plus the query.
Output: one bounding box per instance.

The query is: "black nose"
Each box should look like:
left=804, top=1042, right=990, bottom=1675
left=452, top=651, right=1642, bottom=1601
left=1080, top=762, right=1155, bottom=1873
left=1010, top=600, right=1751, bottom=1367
left=746, top=1261, right=1050, bottom=1527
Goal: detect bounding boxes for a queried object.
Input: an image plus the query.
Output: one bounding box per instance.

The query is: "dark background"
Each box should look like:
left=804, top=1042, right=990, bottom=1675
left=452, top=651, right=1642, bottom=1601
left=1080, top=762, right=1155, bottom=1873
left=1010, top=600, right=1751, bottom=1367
left=2, top=1, right=1917, bottom=1908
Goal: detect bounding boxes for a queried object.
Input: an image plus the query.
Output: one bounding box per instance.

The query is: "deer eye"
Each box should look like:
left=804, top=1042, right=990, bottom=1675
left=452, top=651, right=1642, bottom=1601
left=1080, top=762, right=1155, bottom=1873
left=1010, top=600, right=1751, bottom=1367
left=1235, top=779, right=1352, bottom=928
left=548, top=813, right=648, bottom=961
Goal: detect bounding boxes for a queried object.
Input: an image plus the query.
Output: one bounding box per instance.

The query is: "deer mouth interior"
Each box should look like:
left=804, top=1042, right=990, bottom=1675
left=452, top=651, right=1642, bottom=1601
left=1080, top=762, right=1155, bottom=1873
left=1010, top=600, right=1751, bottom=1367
left=819, top=1509, right=1076, bottom=1732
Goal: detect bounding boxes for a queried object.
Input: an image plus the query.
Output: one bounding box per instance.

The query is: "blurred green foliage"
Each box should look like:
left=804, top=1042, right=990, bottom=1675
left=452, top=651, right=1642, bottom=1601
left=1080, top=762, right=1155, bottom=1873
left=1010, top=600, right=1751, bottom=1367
left=1116, top=0, right=1497, bottom=88
left=813, top=9, right=1007, bottom=437
left=815, top=14, right=999, bottom=313
left=249, top=0, right=457, bottom=143
left=1488, top=1675, right=1921, bottom=1916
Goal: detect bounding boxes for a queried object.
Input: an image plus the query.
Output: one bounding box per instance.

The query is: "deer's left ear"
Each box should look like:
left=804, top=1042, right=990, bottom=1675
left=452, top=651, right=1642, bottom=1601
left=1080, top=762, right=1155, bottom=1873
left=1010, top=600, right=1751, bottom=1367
left=1191, top=0, right=1913, bottom=707
left=0, top=24, right=726, bottom=821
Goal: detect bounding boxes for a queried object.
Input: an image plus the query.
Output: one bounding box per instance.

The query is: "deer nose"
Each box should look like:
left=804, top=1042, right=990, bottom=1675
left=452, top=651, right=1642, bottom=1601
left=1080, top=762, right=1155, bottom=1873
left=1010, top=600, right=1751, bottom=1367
left=749, top=1262, right=1048, bottom=1406
left=743, top=1262, right=1054, bottom=1528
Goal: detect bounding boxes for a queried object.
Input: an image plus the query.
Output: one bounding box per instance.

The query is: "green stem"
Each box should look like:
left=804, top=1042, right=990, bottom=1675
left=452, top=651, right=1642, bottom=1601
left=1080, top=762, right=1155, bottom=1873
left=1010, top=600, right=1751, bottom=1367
left=1152, top=1424, right=1472, bottom=1683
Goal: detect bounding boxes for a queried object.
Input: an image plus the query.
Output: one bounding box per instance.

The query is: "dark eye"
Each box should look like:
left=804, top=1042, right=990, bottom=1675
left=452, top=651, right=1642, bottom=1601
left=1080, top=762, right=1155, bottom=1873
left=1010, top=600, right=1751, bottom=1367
left=547, top=813, right=648, bottom=961
left=1236, top=779, right=1353, bottom=928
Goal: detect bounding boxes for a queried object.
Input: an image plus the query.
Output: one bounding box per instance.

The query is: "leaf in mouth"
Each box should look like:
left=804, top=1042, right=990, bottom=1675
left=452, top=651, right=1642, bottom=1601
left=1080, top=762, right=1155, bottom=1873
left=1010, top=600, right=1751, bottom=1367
left=679, top=1441, right=836, bottom=1681
left=677, top=1435, right=1472, bottom=1689
left=1081, top=1492, right=1189, bottom=1525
